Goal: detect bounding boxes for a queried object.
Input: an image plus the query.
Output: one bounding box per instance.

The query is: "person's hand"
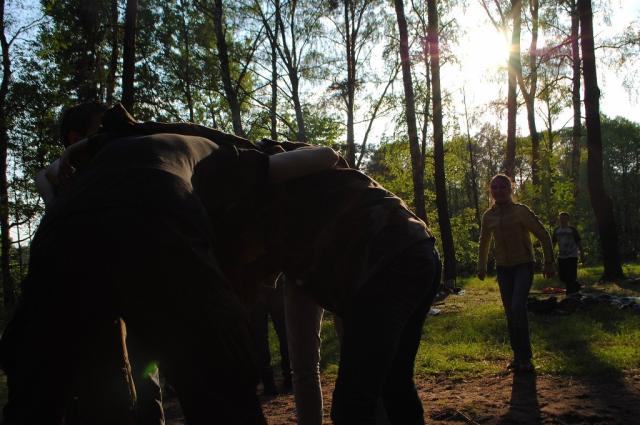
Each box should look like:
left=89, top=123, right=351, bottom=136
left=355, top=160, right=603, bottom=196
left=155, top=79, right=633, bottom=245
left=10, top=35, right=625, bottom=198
left=543, top=261, right=556, bottom=279
left=477, top=270, right=486, bottom=281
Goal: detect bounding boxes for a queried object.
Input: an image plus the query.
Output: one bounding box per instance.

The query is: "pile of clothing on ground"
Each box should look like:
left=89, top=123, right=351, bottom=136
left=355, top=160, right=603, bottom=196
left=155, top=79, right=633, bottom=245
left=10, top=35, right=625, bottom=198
left=528, top=290, right=640, bottom=315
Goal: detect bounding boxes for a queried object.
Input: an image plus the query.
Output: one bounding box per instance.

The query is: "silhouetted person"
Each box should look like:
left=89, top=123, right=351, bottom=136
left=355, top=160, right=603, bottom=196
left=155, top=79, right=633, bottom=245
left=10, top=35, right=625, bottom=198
left=478, top=174, right=555, bottom=373
left=552, top=212, right=585, bottom=295
left=199, top=139, right=441, bottom=425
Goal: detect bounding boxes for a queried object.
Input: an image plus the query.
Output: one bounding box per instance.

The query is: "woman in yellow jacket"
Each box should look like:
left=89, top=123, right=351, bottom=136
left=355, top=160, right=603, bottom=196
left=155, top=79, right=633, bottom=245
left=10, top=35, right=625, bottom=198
left=477, top=174, right=555, bottom=372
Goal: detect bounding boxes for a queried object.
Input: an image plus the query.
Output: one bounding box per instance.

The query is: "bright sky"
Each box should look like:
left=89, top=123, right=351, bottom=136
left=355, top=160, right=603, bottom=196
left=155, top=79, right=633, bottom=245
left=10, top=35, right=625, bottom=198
left=447, top=0, right=640, bottom=136
left=354, top=0, right=640, bottom=147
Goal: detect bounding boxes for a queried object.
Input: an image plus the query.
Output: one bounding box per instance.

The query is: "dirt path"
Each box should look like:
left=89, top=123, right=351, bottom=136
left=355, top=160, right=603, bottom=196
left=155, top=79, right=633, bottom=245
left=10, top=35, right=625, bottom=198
left=167, top=372, right=640, bottom=424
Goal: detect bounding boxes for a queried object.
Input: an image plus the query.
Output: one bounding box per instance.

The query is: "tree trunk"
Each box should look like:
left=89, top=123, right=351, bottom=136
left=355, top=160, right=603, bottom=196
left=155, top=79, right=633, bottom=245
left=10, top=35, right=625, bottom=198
left=179, top=0, right=195, bottom=122
left=270, top=9, right=278, bottom=141
left=427, top=0, right=456, bottom=284
left=212, top=0, right=245, bottom=137
left=578, top=0, right=624, bottom=280
left=122, top=0, right=138, bottom=112
left=106, top=0, right=119, bottom=105
left=462, top=89, right=481, bottom=227
left=571, top=0, right=582, bottom=210
left=0, top=0, right=15, bottom=307
left=344, top=0, right=356, bottom=167
left=393, top=0, right=426, bottom=222
left=504, top=0, right=521, bottom=178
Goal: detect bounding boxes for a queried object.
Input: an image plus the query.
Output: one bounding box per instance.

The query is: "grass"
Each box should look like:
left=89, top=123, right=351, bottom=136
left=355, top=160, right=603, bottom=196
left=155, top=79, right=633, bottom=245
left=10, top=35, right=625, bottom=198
left=1, top=263, right=639, bottom=409
left=272, top=263, right=640, bottom=379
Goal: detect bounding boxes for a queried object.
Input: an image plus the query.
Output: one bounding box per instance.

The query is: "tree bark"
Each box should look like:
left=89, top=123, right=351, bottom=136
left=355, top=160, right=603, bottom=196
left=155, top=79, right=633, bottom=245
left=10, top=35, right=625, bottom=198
left=212, top=0, right=245, bottom=137
left=270, top=7, right=278, bottom=141
left=462, top=89, right=481, bottom=227
left=519, top=0, right=540, bottom=186
left=393, top=0, right=427, bottom=222
left=427, top=0, right=456, bottom=284
left=504, top=0, right=521, bottom=178
left=274, top=0, right=307, bottom=142
left=571, top=0, right=582, bottom=210
left=178, top=0, right=195, bottom=122
left=0, top=0, right=15, bottom=307
left=344, top=0, right=356, bottom=167
left=578, top=0, right=624, bottom=280
left=106, top=0, right=119, bottom=105
left=122, top=0, right=138, bottom=112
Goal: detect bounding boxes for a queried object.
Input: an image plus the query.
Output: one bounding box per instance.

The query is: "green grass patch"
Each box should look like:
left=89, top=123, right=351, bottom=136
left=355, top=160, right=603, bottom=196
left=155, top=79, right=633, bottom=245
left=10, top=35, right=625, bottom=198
left=302, top=263, right=640, bottom=379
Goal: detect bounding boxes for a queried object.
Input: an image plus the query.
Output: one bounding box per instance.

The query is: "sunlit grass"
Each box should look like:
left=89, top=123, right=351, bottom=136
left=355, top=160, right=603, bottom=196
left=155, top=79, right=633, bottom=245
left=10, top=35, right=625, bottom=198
left=305, top=263, right=640, bottom=379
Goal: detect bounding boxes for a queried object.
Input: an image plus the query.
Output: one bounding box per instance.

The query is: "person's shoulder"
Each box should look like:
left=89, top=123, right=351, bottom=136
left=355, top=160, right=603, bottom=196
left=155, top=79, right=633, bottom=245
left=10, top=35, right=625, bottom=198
left=481, top=205, right=497, bottom=219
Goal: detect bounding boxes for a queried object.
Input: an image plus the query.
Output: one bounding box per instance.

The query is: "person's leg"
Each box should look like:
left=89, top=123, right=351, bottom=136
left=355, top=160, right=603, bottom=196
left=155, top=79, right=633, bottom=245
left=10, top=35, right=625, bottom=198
left=250, top=288, right=277, bottom=394
left=382, top=251, right=441, bottom=425
left=268, top=284, right=292, bottom=389
left=108, top=210, right=266, bottom=425
left=331, top=240, right=439, bottom=425
left=509, top=263, right=535, bottom=365
left=496, top=265, right=518, bottom=362
left=557, top=258, right=571, bottom=289
left=283, top=278, right=324, bottom=425
left=566, top=257, right=580, bottom=294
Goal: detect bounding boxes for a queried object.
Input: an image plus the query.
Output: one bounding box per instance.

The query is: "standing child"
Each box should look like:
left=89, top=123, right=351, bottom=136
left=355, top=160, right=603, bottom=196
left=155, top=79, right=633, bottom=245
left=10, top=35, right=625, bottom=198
left=552, top=212, right=585, bottom=294
left=477, top=174, right=555, bottom=373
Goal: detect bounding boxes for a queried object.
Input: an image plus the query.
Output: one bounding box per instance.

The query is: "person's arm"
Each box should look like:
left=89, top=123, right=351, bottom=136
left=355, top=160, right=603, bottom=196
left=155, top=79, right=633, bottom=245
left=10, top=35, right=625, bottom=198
left=521, top=206, right=555, bottom=278
left=34, top=160, right=60, bottom=207
left=477, top=212, right=491, bottom=280
left=573, top=227, right=585, bottom=263
left=268, top=146, right=339, bottom=184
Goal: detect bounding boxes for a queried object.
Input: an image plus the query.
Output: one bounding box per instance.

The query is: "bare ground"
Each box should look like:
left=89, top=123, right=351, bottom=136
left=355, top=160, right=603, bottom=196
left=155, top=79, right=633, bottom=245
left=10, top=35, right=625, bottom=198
left=166, top=372, right=640, bottom=424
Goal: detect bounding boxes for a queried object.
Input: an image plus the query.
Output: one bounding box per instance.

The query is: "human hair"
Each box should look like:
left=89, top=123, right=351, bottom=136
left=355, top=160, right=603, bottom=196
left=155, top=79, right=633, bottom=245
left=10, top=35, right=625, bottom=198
left=559, top=211, right=570, bottom=218
left=490, top=173, right=513, bottom=188
left=488, top=173, right=514, bottom=206
left=59, top=101, right=108, bottom=147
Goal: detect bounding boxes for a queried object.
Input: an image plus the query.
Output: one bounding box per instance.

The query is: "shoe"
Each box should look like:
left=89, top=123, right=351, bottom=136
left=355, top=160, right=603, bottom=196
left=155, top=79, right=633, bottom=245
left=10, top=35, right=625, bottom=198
left=516, top=361, right=535, bottom=373
left=282, top=376, right=293, bottom=393
left=506, top=360, right=518, bottom=371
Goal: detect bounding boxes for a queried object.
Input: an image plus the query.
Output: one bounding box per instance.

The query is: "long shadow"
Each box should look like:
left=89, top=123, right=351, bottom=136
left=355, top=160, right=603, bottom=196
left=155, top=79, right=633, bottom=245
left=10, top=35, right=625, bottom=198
left=500, top=371, right=541, bottom=425
left=531, top=306, right=640, bottom=423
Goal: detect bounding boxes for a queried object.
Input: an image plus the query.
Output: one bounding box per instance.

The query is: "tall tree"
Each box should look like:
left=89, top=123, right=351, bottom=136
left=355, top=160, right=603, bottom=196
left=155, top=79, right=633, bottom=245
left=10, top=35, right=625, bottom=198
left=0, top=0, right=15, bottom=307
left=427, top=0, right=456, bottom=283
left=505, top=0, right=521, bottom=178
left=210, top=0, right=246, bottom=136
left=122, top=0, right=138, bottom=111
left=393, top=0, right=426, bottom=222
left=516, top=0, right=541, bottom=186
left=480, top=0, right=521, bottom=178
left=578, top=0, right=624, bottom=280
left=106, top=0, right=119, bottom=105
left=570, top=0, right=581, bottom=209
left=328, top=0, right=378, bottom=167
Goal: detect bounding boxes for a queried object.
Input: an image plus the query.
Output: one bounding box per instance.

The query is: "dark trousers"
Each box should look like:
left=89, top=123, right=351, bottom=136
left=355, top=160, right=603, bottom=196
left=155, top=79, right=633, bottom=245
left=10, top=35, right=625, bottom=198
left=1, top=209, right=266, bottom=425
left=331, top=239, right=441, bottom=425
left=250, top=284, right=292, bottom=389
left=496, top=262, right=534, bottom=363
left=558, top=257, right=579, bottom=294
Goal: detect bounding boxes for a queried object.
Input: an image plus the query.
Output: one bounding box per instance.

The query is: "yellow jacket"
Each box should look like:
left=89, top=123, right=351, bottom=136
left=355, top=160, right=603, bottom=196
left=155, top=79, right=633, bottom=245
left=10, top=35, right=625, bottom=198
left=478, top=202, right=554, bottom=273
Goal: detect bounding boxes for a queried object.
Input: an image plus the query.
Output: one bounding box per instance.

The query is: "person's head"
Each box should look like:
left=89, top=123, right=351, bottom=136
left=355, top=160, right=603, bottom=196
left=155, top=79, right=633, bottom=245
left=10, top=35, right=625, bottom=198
left=559, top=211, right=571, bottom=227
left=489, top=173, right=513, bottom=205
left=59, top=101, right=108, bottom=147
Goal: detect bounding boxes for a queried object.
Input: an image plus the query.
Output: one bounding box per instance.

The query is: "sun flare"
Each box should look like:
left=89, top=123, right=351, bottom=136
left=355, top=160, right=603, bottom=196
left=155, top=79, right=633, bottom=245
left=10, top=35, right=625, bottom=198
left=457, top=28, right=509, bottom=77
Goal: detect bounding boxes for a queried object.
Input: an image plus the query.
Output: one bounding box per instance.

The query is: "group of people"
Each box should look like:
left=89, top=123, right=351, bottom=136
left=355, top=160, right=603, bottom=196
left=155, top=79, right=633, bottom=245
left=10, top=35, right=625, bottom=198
left=0, top=101, right=584, bottom=424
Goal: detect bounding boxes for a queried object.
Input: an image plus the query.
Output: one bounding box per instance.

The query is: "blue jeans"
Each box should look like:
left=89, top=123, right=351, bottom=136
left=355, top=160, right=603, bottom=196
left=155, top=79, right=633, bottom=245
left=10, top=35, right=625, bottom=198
left=496, top=262, right=534, bottom=363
